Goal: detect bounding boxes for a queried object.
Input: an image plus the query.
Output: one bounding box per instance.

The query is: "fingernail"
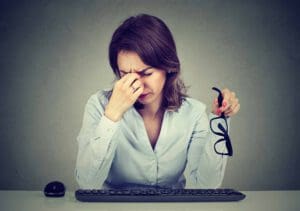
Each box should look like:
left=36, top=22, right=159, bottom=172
left=217, top=108, right=221, bottom=113
left=222, top=101, right=227, bottom=107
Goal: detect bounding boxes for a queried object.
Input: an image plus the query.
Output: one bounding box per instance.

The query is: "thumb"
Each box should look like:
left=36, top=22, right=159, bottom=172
left=211, top=98, right=219, bottom=114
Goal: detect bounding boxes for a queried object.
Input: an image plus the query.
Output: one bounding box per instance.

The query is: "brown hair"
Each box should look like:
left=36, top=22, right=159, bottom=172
left=108, top=14, right=188, bottom=111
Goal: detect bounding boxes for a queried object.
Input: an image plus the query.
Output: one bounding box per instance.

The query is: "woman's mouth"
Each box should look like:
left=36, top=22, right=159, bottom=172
left=139, top=93, right=149, bottom=99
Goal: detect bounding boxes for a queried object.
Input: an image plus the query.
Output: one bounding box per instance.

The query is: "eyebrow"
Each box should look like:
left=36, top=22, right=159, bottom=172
left=119, top=66, right=152, bottom=74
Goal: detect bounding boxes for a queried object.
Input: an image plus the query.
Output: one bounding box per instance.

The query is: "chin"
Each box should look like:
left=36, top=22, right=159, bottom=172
left=137, top=98, right=150, bottom=104
left=138, top=95, right=152, bottom=104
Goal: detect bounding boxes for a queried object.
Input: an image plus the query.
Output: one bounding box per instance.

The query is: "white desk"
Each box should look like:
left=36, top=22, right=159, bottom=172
left=0, top=190, right=299, bottom=211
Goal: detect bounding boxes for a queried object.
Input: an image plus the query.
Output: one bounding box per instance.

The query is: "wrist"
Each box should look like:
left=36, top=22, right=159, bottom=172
left=104, top=107, right=122, bottom=122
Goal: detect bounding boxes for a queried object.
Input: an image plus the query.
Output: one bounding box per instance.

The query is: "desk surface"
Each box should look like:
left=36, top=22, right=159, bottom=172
left=0, top=190, right=299, bottom=211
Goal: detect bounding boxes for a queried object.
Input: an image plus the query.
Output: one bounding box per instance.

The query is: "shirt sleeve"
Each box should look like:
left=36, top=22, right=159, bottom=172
left=185, top=105, right=230, bottom=189
left=75, top=93, right=120, bottom=189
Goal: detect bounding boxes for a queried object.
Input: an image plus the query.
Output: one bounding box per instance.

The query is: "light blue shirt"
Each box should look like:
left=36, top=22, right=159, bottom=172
left=75, top=90, right=229, bottom=189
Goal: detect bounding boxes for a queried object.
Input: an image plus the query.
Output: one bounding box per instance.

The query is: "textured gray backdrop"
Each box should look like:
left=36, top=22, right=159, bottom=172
left=0, top=0, right=299, bottom=191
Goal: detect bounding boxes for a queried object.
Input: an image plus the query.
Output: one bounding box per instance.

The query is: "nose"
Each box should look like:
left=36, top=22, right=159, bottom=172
left=137, top=77, right=148, bottom=90
left=138, top=75, right=147, bottom=84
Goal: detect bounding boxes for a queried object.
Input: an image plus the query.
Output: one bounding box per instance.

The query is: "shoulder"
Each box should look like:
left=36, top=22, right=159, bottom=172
left=85, top=89, right=112, bottom=112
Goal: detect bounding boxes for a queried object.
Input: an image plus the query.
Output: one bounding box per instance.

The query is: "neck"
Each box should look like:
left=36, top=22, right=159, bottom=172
left=138, top=96, right=164, bottom=119
left=140, top=105, right=162, bottom=119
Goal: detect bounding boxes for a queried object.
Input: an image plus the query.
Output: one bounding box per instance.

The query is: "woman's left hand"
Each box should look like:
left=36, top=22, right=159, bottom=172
left=211, top=88, right=240, bottom=117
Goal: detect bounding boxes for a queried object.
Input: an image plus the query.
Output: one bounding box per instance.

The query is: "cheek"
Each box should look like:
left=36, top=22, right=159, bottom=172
left=142, top=71, right=166, bottom=90
left=149, top=74, right=166, bottom=91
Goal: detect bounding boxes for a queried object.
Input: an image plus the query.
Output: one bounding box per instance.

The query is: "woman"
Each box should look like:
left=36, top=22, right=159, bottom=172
left=75, top=14, right=240, bottom=189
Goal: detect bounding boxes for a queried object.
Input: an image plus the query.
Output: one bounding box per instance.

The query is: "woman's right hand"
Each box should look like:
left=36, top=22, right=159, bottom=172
left=104, top=73, right=144, bottom=122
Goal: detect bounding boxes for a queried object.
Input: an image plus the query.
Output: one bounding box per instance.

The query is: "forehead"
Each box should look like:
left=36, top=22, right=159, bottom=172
left=117, top=51, right=147, bottom=71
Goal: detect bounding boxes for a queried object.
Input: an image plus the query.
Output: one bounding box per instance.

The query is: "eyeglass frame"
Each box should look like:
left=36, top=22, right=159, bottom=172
left=209, top=87, right=233, bottom=156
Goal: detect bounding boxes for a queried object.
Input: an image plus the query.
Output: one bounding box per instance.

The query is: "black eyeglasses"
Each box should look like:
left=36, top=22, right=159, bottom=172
left=209, top=87, right=233, bottom=156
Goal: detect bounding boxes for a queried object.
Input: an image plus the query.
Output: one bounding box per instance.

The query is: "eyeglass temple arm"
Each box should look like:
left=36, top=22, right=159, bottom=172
left=217, top=123, right=233, bottom=156
left=212, top=87, right=223, bottom=107
left=212, top=87, right=228, bottom=119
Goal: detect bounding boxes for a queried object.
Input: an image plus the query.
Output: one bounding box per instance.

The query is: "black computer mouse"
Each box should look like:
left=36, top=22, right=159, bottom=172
left=44, top=181, right=65, bottom=197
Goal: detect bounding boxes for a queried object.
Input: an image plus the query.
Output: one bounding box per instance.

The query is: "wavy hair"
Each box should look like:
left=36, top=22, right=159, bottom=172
left=108, top=14, right=188, bottom=111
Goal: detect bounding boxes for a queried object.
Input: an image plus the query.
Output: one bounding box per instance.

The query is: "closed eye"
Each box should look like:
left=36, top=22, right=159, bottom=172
left=141, top=72, right=152, bottom=76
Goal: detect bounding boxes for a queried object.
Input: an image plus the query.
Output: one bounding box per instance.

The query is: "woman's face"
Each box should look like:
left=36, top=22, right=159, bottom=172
left=117, top=51, right=166, bottom=106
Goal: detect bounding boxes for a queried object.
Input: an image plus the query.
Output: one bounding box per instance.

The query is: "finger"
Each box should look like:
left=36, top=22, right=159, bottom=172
left=223, top=98, right=238, bottom=113
left=118, top=71, right=134, bottom=81
left=131, top=80, right=142, bottom=92
left=224, top=103, right=234, bottom=115
left=213, top=98, right=219, bottom=108
left=224, top=103, right=240, bottom=115
left=225, top=103, right=240, bottom=117
left=132, top=83, right=144, bottom=98
left=122, top=73, right=141, bottom=88
left=212, top=98, right=221, bottom=115
left=221, top=91, right=236, bottom=112
left=214, top=98, right=218, bottom=104
left=221, top=88, right=230, bottom=107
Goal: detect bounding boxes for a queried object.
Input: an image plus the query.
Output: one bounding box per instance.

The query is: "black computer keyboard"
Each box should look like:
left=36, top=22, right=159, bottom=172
left=75, top=188, right=246, bottom=202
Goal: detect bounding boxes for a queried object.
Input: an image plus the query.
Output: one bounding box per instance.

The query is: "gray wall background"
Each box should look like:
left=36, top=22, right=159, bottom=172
left=0, top=0, right=299, bottom=191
